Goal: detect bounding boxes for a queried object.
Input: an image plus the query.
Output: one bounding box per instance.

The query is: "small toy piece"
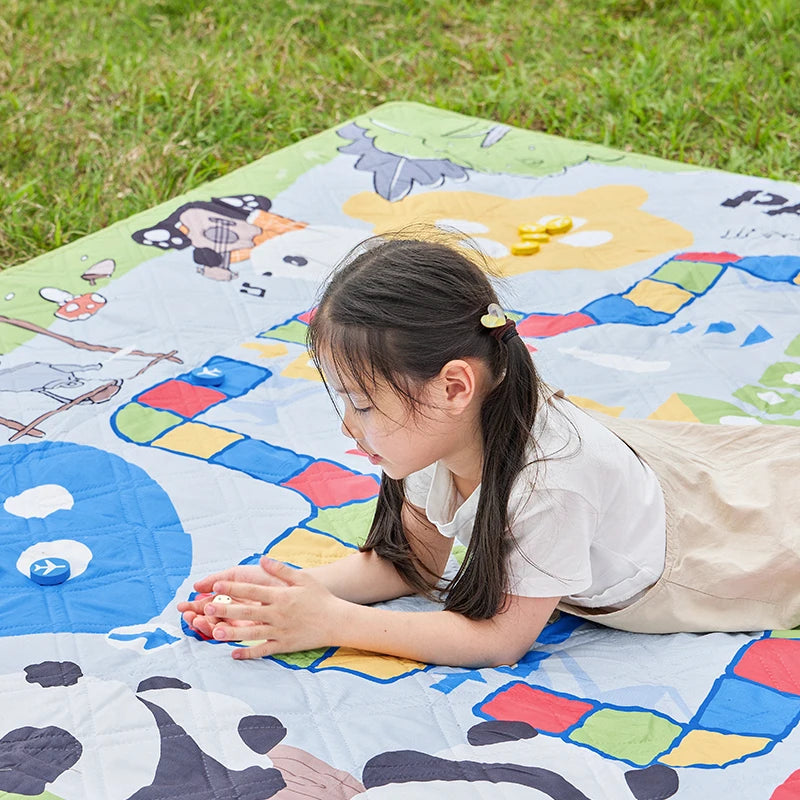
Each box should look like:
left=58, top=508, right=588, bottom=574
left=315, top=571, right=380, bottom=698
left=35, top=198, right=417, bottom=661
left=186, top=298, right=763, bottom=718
left=29, top=557, right=71, bottom=585
left=544, top=216, right=573, bottom=234
left=520, top=232, right=550, bottom=243
left=511, top=241, right=541, bottom=256
left=191, top=366, right=225, bottom=386
left=517, top=223, right=546, bottom=237
left=213, top=594, right=233, bottom=604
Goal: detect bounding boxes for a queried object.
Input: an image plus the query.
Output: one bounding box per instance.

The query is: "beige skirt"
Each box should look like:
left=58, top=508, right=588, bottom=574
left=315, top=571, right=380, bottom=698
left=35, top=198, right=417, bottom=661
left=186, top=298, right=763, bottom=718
left=558, top=411, right=800, bottom=634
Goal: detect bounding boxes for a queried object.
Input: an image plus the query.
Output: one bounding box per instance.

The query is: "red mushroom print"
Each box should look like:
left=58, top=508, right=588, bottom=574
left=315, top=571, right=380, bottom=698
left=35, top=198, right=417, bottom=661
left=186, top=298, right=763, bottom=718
left=39, top=287, right=107, bottom=322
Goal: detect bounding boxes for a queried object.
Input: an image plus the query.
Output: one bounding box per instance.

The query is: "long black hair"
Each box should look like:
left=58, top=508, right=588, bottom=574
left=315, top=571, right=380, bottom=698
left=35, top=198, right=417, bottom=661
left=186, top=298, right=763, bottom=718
left=307, top=233, right=541, bottom=620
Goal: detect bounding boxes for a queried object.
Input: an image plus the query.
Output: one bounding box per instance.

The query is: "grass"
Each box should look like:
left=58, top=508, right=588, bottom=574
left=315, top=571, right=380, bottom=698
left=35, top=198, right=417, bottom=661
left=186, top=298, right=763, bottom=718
left=1, top=0, right=798, bottom=269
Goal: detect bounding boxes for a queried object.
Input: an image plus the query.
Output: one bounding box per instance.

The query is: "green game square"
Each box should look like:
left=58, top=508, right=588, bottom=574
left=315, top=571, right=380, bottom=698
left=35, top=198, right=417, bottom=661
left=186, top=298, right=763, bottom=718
left=569, top=708, right=681, bottom=765
left=114, top=403, right=182, bottom=444
left=649, top=260, right=723, bottom=295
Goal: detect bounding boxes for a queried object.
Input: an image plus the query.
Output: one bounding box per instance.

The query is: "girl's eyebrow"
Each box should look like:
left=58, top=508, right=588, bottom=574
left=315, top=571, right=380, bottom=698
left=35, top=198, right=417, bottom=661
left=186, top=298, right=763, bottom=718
left=330, top=383, right=367, bottom=401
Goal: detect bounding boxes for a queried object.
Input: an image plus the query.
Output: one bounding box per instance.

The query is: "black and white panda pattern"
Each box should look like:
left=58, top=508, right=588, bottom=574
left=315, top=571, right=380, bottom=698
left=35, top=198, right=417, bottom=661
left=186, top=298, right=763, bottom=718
left=357, top=720, right=679, bottom=800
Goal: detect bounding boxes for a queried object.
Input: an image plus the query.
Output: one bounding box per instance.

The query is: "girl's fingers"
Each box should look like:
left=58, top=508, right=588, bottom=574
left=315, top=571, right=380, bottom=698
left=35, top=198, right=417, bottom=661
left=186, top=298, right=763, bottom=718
left=184, top=613, right=215, bottom=638
left=260, top=556, right=303, bottom=584
left=192, top=569, right=236, bottom=592
left=210, top=580, right=278, bottom=605
left=211, top=622, right=272, bottom=642
left=193, top=564, right=278, bottom=593
left=205, top=595, right=271, bottom=621
left=232, top=641, right=277, bottom=660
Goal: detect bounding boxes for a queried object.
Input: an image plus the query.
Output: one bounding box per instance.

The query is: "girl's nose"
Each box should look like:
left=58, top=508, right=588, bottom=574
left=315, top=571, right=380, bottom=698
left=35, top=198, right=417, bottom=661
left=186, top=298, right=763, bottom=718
left=341, top=408, right=361, bottom=440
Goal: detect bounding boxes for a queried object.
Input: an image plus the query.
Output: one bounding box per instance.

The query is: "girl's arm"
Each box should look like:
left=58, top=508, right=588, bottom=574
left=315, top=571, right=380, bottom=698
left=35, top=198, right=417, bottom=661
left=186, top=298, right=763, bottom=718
left=304, top=500, right=454, bottom=602
left=178, top=502, right=452, bottom=631
left=203, top=557, right=560, bottom=668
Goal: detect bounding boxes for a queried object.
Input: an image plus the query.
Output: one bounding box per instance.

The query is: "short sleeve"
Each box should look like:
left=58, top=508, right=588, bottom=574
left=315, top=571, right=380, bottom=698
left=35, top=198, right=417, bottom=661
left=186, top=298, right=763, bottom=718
left=403, top=463, right=436, bottom=509
left=506, top=487, right=597, bottom=599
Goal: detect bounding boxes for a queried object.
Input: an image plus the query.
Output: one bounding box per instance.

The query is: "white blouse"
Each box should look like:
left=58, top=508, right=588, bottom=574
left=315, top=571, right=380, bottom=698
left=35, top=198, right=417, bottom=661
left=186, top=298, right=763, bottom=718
left=403, top=394, right=666, bottom=608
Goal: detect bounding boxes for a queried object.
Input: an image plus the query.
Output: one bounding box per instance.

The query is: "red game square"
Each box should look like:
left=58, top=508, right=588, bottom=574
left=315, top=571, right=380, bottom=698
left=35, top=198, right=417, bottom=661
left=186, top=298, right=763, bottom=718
left=282, top=461, right=379, bottom=508
left=480, top=684, right=595, bottom=734
left=137, top=380, right=226, bottom=418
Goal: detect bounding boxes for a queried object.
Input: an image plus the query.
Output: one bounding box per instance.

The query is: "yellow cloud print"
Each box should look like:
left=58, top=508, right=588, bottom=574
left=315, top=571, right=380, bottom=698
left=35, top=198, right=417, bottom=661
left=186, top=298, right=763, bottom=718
left=343, top=185, right=693, bottom=276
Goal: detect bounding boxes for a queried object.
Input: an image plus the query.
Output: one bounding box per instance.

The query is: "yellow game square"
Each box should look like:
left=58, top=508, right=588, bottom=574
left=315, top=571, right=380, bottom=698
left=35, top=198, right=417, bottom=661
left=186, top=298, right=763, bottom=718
left=152, top=422, right=243, bottom=459
left=240, top=341, right=289, bottom=358
left=267, top=528, right=353, bottom=568
left=316, top=647, right=425, bottom=680
left=624, top=279, right=693, bottom=314
left=661, top=729, right=770, bottom=767
left=281, top=351, right=322, bottom=382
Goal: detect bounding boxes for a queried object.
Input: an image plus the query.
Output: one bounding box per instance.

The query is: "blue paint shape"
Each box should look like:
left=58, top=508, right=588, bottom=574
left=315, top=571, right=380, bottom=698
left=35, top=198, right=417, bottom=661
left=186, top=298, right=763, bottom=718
left=178, top=357, right=270, bottom=398
left=735, top=255, right=800, bottom=283
left=0, top=441, right=191, bottom=636
left=705, top=321, right=736, bottom=335
left=433, top=621, right=580, bottom=691
left=696, top=676, right=800, bottom=737
left=672, top=323, right=695, bottom=334
left=109, top=628, right=181, bottom=650
left=581, top=295, right=671, bottom=326
left=536, top=614, right=584, bottom=645
left=212, top=437, right=313, bottom=484
left=430, top=671, right=488, bottom=694
left=496, top=650, right=552, bottom=679
left=741, top=325, right=773, bottom=347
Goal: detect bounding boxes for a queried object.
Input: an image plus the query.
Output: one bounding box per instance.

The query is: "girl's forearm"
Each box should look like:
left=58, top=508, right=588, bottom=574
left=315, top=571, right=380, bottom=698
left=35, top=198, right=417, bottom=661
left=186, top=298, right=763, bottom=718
left=332, top=601, right=518, bottom=668
left=306, top=549, right=415, bottom=604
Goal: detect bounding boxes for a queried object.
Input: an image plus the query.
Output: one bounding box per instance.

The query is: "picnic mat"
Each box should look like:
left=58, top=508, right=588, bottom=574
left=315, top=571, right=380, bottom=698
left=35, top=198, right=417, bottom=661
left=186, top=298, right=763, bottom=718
left=2, top=101, right=800, bottom=800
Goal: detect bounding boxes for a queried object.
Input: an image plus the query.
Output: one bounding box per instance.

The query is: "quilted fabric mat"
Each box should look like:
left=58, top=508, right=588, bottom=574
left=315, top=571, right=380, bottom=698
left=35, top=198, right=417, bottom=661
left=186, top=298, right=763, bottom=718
left=2, top=101, right=800, bottom=800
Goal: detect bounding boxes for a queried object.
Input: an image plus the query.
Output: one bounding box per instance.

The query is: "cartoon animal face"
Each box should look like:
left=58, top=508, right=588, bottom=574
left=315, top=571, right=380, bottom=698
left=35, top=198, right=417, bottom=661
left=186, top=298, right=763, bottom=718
left=0, top=665, right=291, bottom=800
left=250, top=225, right=370, bottom=286
left=343, top=187, right=693, bottom=277
left=0, top=665, right=158, bottom=799
left=179, top=207, right=263, bottom=254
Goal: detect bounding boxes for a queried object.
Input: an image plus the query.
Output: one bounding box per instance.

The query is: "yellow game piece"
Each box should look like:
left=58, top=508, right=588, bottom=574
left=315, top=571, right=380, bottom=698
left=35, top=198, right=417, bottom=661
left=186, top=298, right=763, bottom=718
left=518, top=223, right=546, bottom=237
left=520, top=232, right=550, bottom=243
left=545, top=216, right=573, bottom=234
left=511, top=241, right=540, bottom=256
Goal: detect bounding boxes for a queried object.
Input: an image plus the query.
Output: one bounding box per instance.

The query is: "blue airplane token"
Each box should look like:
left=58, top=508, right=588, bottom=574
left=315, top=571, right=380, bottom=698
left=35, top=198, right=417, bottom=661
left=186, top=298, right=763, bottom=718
left=191, top=366, right=225, bottom=386
left=30, top=557, right=71, bottom=586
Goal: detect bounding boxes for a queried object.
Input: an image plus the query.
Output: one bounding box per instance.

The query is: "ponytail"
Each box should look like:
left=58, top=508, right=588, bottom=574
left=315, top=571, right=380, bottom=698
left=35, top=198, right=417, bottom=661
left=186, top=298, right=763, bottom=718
left=441, top=334, right=539, bottom=618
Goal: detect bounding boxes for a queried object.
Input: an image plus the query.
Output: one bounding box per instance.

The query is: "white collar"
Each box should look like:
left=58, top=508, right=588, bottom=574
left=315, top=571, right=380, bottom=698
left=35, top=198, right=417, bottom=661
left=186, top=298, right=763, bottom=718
left=423, top=461, right=482, bottom=540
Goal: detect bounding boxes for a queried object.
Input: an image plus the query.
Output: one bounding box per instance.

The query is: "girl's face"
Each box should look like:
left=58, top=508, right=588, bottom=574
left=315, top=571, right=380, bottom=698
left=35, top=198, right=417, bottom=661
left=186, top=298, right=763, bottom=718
left=324, top=363, right=470, bottom=481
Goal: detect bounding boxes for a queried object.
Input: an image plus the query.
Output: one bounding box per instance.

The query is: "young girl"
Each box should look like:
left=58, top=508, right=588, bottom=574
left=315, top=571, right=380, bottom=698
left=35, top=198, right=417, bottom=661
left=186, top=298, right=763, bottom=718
left=178, top=235, right=800, bottom=668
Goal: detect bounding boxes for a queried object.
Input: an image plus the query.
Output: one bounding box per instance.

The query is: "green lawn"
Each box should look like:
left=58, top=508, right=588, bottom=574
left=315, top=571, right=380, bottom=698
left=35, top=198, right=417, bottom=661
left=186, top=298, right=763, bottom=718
left=1, top=0, right=797, bottom=269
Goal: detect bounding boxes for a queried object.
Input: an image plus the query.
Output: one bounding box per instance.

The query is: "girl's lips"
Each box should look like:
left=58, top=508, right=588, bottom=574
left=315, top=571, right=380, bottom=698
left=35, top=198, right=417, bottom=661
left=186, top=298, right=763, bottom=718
left=350, top=445, right=382, bottom=465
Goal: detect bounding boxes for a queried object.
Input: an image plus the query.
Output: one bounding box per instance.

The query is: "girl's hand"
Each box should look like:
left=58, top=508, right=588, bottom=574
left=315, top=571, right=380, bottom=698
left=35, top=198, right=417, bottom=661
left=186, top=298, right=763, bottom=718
left=177, top=563, right=288, bottom=638
left=202, top=557, right=346, bottom=660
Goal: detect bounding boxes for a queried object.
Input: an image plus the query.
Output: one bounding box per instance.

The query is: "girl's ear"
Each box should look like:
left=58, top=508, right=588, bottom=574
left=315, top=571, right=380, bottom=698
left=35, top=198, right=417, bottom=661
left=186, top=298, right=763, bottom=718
left=437, top=359, right=478, bottom=413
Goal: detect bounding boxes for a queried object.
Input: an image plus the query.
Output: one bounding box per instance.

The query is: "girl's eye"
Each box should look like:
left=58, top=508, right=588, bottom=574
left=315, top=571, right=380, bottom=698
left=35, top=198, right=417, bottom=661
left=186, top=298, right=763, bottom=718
left=352, top=405, right=372, bottom=414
